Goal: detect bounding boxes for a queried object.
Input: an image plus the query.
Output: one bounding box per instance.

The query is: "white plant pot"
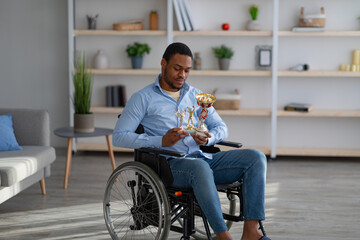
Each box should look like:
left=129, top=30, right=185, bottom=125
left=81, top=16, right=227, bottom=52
left=246, top=20, right=261, bottom=31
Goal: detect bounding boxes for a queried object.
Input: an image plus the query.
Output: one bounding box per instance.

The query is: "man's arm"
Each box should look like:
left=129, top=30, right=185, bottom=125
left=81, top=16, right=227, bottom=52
left=112, top=92, right=189, bottom=149
left=112, top=92, right=163, bottom=149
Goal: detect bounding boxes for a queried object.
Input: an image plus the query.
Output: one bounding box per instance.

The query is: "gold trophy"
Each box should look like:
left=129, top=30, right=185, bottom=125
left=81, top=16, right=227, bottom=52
left=174, top=93, right=216, bottom=136
left=195, top=93, right=216, bottom=136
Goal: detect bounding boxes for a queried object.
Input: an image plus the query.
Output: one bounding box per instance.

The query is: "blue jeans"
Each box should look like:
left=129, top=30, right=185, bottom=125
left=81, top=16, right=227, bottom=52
left=168, top=148, right=267, bottom=234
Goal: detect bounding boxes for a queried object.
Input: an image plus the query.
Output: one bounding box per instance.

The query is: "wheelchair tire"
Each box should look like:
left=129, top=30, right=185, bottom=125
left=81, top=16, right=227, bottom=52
left=178, top=192, right=236, bottom=240
left=103, top=161, right=171, bottom=240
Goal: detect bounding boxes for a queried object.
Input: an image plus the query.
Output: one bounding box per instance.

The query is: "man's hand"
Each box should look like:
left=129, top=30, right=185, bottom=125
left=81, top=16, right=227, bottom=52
left=162, top=127, right=189, bottom=147
left=191, top=131, right=211, bottom=146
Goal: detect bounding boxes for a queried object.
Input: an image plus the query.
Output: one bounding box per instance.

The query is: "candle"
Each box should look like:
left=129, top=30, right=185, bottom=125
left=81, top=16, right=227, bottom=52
left=352, top=50, right=360, bottom=65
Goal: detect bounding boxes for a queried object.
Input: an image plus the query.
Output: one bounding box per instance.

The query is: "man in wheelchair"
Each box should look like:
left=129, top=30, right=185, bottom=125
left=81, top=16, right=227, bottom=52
left=112, top=42, right=270, bottom=240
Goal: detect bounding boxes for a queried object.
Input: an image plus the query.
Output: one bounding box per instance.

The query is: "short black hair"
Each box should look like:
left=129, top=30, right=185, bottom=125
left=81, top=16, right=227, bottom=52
left=162, top=42, right=193, bottom=62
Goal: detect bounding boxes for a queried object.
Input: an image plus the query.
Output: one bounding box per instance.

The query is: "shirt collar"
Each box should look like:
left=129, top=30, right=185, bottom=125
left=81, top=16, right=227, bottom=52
left=155, top=74, right=190, bottom=95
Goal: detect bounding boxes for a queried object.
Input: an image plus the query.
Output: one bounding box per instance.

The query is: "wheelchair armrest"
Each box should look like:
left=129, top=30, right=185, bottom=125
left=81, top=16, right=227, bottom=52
left=137, top=147, right=186, bottom=157
left=216, top=141, right=243, bottom=148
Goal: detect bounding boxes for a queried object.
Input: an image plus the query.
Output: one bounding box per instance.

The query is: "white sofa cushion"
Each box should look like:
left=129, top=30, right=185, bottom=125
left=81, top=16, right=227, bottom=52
left=0, top=146, right=56, bottom=186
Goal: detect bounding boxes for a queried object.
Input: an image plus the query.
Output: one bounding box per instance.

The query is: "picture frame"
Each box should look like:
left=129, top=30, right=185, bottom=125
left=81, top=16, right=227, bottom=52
left=255, top=45, right=272, bottom=70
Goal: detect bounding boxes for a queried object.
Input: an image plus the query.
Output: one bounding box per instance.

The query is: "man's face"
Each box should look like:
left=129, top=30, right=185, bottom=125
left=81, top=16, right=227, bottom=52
left=160, top=53, right=192, bottom=92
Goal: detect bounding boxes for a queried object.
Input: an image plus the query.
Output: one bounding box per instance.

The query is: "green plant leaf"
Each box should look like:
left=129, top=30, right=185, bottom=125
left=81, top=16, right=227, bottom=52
left=212, top=45, right=234, bottom=59
left=72, top=51, right=93, bottom=114
left=126, top=42, right=151, bottom=57
left=248, top=4, right=259, bottom=20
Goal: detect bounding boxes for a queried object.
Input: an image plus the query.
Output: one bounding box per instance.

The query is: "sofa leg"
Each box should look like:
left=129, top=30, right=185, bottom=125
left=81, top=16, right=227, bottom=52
left=39, top=178, right=46, bottom=195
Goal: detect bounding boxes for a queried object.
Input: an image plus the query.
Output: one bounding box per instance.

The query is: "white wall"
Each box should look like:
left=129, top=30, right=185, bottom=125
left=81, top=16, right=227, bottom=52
left=1, top=0, right=360, bottom=150
left=0, top=0, right=69, bottom=147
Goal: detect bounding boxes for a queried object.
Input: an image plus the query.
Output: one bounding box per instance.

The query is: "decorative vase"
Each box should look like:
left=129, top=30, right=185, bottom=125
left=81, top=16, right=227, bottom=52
left=131, top=56, right=143, bottom=69
left=74, top=113, right=94, bottom=133
left=86, top=14, right=98, bottom=30
left=93, top=50, right=108, bottom=69
left=150, top=11, right=158, bottom=30
left=218, top=58, right=230, bottom=70
left=246, top=20, right=261, bottom=31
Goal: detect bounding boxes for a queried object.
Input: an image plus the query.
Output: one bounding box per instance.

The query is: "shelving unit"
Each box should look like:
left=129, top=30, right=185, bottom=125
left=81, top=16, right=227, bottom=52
left=90, top=106, right=271, bottom=117
left=69, top=0, right=360, bottom=158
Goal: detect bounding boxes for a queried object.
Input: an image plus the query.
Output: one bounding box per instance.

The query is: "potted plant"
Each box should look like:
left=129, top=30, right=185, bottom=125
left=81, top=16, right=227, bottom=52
left=246, top=4, right=260, bottom=31
left=72, top=51, right=94, bottom=133
left=126, top=42, right=151, bottom=69
left=212, top=45, right=234, bottom=70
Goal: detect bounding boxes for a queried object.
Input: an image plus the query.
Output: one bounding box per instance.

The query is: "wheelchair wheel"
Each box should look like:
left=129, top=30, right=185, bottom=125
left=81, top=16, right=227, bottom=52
left=178, top=192, right=236, bottom=240
left=103, top=161, right=171, bottom=240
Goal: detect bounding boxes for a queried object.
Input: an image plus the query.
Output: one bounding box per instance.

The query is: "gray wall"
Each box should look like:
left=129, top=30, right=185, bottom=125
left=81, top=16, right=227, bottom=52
left=0, top=0, right=68, bottom=147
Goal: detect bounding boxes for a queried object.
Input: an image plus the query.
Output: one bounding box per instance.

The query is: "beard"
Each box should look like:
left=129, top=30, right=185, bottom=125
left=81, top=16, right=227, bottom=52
left=163, top=66, right=183, bottom=91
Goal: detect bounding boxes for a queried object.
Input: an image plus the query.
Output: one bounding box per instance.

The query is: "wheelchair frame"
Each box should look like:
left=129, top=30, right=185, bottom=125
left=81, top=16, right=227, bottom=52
left=103, top=141, right=267, bottom=240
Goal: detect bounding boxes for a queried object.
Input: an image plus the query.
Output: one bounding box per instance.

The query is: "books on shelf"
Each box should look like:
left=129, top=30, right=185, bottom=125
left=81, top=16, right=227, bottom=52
left=292, top=27, right=325, bottom=32
left=173, top=0, right=198, bottom=31
left=106, top=85, right=126, bottom=107
left=284, top=103, right=312, bottom=112
left=173, top=0, right=185, bottom=31
left=182, top=0, right=199, bottom=30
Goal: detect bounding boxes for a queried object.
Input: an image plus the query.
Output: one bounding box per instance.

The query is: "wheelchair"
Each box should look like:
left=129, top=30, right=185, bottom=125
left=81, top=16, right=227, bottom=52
left=103, top=126, right=267, bottom=240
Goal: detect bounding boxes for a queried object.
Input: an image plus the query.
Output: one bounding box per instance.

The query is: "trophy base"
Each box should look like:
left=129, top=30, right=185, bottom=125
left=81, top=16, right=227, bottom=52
left=195, top=129, right=207, bottom=137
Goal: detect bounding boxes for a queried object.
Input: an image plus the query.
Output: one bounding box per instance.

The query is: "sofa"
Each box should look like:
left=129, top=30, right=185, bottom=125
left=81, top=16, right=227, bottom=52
left=0, top=108, right=56, bottom=204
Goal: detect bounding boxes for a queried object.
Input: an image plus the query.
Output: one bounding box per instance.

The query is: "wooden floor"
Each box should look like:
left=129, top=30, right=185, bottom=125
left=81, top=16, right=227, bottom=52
left=0, top=148, right=359, bottom=240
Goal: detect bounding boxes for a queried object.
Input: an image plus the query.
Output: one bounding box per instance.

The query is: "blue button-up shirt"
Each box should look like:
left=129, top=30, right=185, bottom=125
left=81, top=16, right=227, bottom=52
left=112, top=74, right=228, bottom=159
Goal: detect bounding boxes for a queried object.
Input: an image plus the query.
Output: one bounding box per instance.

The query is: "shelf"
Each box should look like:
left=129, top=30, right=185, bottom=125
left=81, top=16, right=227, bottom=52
left=76, top=142, right=133, bottom=152
left=74, top=29, right=166, bottom=36
left=276, top=147, right=360, bottom=157
left=91, top=106, right=124, bottom=114
left=278, top=30, right=360, bottom=37
left=90, top=68, right=271, bottom=77
left=91, top=106, right=271, bottom=117
left=90, top=68, right=160, bottom=75
left=76, top=142, right=360, bottom=157
left=191, top=70, right=271, bottom=77
left=277, top=109, right=360, bottom=118
left=216, top=109, right=271, bottom=116
left=74, top=30, right=360, bottom=37
left=76, top=142, right=270, bottom=155
left=173, top=30, right=273, bottom=37
left=278, top=70, right=360, bottom=77
left=91, top=69, right=360, bottom=77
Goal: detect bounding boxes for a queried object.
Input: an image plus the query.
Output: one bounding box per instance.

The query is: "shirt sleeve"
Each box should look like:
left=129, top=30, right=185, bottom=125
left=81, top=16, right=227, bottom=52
left=204, top=106, right=228, bottom=146
left=112, top=92, right=163, bottom=149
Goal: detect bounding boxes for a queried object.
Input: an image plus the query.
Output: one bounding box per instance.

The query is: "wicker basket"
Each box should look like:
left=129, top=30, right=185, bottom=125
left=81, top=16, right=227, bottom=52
left=299, top=7, right=326, bottom=28
left=212, top=89, right=241, bottom=110
left=113, top=19, right=143, bottom=31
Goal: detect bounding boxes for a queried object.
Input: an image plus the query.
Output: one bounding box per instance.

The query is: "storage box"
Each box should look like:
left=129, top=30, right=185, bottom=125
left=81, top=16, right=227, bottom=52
left=213, top=89, right=241, bottom=110
left=299, top=7, right=326, bottom=28
left=113, top=19, right=143, bottom=31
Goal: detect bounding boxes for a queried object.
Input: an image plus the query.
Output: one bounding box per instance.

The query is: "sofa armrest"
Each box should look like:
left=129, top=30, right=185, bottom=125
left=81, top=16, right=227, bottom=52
left=0, top=108, right=50, bottom=146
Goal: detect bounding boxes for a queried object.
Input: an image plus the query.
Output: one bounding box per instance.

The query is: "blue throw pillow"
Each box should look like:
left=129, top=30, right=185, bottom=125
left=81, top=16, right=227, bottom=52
left=0, top=114, right=22, bottom=151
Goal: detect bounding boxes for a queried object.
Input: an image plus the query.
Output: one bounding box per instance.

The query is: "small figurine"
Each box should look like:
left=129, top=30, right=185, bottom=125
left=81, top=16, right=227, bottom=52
left=175, top=108, right=186, bottom=128
left=186, top=106, right=195, bottom=130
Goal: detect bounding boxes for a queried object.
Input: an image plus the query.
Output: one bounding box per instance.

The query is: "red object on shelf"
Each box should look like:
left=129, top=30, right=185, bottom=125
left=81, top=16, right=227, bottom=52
left=222, top=23, right=230, bottom=30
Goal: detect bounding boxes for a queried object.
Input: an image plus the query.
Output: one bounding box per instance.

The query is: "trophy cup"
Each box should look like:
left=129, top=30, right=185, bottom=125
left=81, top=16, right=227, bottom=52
left=195, top=93, right=216, bottom=136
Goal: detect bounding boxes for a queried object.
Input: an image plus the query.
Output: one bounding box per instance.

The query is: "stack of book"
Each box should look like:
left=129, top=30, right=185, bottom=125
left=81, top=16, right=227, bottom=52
left=106, top=85, right=126, bottom=107
left=173, top=0, right=199, bottom=31
left=284, top=103, right=312, bottom=112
